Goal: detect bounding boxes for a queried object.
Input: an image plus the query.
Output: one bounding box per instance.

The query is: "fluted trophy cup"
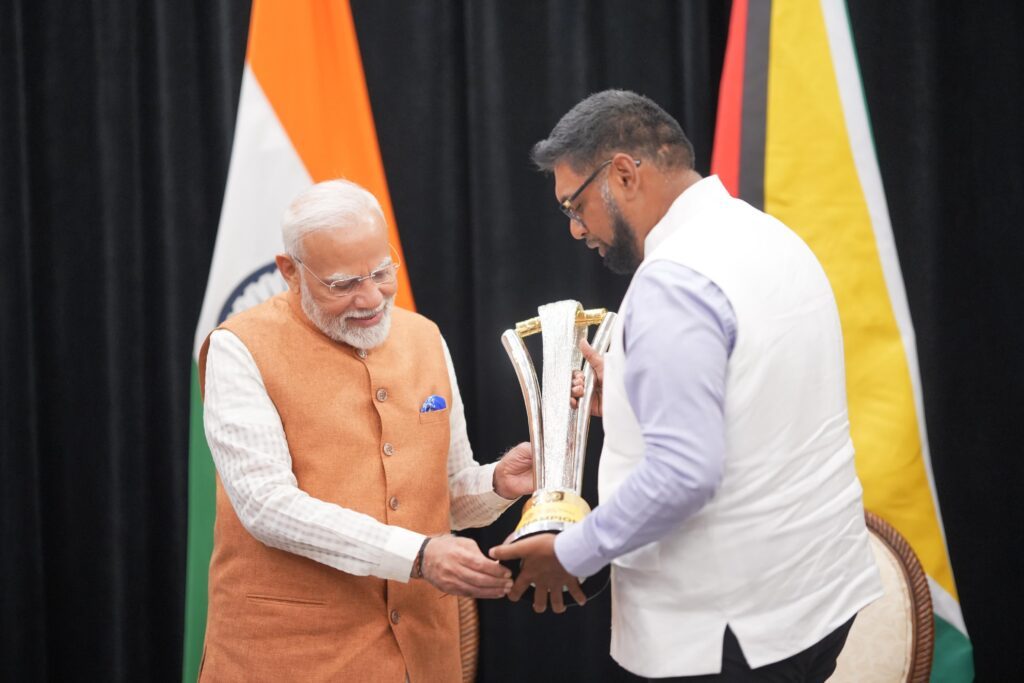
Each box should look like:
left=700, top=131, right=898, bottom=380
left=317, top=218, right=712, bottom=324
left=502, top=300, right=616, bottom=541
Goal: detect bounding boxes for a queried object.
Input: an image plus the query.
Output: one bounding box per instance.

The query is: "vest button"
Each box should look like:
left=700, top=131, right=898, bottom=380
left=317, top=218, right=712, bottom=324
left=390, top=609, right=400, bottom=625
left=383, top=442, right=395, bottom=456
left=389, top=495, right=399, bottom=510
left=376, top=388, right=388, bottom=402
left=356, top=348, right=367, bottom=359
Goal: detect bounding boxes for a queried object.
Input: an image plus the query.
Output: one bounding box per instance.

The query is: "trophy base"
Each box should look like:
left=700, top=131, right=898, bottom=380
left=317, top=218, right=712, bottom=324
left=511, top=489, right=592, bottom=542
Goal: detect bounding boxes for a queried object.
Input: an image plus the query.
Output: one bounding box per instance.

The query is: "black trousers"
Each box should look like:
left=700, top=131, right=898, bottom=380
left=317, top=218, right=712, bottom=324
left=647, top=616, right=856, bottom=683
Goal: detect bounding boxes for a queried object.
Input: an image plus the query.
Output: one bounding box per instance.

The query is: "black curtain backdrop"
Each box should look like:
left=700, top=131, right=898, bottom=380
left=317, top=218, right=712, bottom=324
left=1, top=1, right=1021, bottom=681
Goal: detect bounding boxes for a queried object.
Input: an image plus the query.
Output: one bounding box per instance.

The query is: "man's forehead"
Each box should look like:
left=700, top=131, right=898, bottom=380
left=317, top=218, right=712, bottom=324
left=302, top=220, right=384, bottom=247
left=552, top=162, right=585, bottom=201
left=301, top=226, right=388, bottom=268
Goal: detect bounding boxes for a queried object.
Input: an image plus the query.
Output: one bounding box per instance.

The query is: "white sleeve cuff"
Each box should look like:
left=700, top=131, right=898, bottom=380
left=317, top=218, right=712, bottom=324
left=478, top=462, right=519, bottom=512
left=378, top=526, right=427, bottom=583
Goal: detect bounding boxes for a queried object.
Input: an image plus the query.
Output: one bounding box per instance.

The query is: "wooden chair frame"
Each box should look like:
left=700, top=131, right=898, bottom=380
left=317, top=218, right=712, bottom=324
left=863, top=511, right=935, bottom=682
left=457, top=595, right=479, bottom=683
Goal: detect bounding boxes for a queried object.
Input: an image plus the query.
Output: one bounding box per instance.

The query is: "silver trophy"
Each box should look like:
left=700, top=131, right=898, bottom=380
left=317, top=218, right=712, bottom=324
left=502, top=300, right=616, bottom=541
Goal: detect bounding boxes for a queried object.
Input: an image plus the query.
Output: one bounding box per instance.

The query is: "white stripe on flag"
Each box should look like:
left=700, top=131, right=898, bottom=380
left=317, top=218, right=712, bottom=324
left=819, top=0, right=965, bottom=634
left=193, top=65, right=312, bottom=358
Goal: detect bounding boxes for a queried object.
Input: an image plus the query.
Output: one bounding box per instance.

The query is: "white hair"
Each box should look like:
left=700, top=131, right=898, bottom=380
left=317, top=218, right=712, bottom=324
left=282, top=179, right=386, bottom=258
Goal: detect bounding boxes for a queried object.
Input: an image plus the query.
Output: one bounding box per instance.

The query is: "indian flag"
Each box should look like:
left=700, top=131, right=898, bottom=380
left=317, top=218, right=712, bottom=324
left=181, top=1, right=412, bottom=680
left=711, top=0, right=972, bottom=679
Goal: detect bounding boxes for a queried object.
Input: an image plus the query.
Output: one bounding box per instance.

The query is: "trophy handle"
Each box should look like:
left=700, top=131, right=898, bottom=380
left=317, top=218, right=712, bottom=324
left=571, top=311, right=617, bottom=491
left=501, top=330, right=545, bottom=488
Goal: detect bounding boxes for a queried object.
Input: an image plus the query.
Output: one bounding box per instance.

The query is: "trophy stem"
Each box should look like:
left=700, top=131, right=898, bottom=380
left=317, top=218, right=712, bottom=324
left=501, top=330, right=545, bottom=488
left=571, top=311, right=616, bottom=491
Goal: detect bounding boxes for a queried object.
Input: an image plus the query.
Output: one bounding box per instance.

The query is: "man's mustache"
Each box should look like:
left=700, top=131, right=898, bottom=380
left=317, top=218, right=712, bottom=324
left=342, top=299, right=389, bottom=321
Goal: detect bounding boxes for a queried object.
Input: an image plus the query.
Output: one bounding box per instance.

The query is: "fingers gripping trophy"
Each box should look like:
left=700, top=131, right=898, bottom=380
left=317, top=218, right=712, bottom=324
left=501, top=300, right=616, bottom=542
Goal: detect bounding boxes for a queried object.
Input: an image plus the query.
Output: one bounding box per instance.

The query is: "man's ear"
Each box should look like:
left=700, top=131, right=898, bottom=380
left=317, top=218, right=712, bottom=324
left=275, top=253, right=301, bottom=293
left=610, top=152, right=641, bottom=198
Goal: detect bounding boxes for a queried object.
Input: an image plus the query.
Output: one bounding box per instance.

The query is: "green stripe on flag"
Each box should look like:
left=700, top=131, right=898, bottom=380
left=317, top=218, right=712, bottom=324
left=182, top=362, right=216, bottom=683
left=931, top=615, right=974, bottom=683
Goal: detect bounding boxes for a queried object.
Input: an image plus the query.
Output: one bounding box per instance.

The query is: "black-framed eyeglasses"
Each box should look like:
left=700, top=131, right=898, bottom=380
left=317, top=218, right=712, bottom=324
left=559, top=157, right=641, bottom=226
left=292, top=245, right=401, bottom=298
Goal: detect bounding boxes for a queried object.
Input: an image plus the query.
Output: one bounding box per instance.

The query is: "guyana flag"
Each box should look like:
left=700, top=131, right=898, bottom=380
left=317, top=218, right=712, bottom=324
left=711, top=0, right=973, bottom=679
left=181, top=2, right=412, bottom=680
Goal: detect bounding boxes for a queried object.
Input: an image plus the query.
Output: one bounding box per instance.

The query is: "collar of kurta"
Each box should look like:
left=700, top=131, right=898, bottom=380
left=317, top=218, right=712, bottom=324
left=643, top=174, right=730, bottom=256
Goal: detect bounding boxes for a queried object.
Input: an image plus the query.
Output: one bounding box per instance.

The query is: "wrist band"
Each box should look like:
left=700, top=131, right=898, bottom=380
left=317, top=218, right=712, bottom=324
left=414, top=536, right=432, bottom=578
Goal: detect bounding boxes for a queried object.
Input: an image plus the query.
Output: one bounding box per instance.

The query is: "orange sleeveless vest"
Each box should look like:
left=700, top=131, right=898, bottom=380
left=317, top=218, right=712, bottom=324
left=197, top=292, right=460, bottom=682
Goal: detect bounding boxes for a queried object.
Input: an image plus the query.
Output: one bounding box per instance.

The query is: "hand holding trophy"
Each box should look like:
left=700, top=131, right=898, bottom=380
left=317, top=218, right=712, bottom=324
left=489, top=300, right=615, bottom=613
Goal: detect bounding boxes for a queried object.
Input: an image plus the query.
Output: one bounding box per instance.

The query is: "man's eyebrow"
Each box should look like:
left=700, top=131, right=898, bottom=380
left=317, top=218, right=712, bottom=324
left=324, top=256, right=391, bottom=282
left=325, top=271, right=355, bottom=281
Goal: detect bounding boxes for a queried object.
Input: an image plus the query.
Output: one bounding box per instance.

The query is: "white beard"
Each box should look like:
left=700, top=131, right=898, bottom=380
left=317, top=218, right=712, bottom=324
left=300, top=282, right=394, bottom=350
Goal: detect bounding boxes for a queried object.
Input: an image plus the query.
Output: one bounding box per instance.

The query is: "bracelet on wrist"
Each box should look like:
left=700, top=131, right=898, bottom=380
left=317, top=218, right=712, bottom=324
left=413, top=536, right=432, bottom=579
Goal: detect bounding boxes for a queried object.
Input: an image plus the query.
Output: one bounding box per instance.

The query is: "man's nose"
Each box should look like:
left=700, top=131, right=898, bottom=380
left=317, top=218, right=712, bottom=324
left=351, top=278, right=385, bottom=309
left=569, top=219, right=587, bottom=240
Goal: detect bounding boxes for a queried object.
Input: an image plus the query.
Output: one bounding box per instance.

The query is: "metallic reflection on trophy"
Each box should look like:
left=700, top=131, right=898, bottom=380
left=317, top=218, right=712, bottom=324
left=502, top=300, right=617, bottom=541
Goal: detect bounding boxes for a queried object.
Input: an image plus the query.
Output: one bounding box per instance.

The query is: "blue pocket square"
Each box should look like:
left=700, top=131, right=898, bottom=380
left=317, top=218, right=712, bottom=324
left=420, top=395, right=447, bottom=413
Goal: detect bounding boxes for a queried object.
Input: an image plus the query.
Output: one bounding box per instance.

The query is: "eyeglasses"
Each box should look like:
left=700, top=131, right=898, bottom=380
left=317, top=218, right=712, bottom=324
left=559, top=157, right=641, bottom=226
left=292, top=245, right=402, bottom=298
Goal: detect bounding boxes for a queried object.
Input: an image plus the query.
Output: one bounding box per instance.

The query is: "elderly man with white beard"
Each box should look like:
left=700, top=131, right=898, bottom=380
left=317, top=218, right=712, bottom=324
left=196, top=179, right=533, bottom=682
